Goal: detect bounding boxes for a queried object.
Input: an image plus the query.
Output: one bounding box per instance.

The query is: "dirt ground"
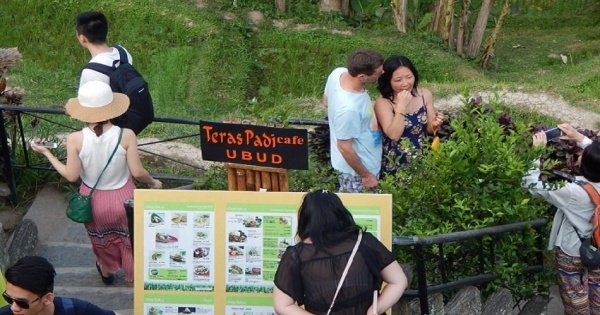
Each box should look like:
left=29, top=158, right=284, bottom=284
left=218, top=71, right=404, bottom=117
left=436, top=90, right=600, bottom=130
left=137, top=90, right=599, bottom=168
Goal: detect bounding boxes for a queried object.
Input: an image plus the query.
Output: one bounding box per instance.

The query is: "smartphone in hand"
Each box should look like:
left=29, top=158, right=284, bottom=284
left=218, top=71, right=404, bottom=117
left=545, top=127, right=563, bottom=140
left=30, top=140, right=58, bottom=148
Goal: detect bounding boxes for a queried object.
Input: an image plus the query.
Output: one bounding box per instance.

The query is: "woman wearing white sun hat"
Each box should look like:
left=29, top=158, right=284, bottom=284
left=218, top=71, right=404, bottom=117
left=31, top=81, right=162, bottom=285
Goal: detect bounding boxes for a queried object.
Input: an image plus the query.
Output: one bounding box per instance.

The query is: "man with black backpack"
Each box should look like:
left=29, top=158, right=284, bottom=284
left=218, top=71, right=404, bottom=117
left=75, top=11, right=154, bottom=135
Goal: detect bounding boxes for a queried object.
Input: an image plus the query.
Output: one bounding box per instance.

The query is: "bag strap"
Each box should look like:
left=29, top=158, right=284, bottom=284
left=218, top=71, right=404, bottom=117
left=114, top=45, right=129, bottom=65
left=326, top=231, right=362, bottom=315
left=573, top=181, right=600, bottom=241
left=83, top=62, right=113, bottom=75
left=89, top=128, right=123, bottom=194
left=580, top=182, right=600, bottom=207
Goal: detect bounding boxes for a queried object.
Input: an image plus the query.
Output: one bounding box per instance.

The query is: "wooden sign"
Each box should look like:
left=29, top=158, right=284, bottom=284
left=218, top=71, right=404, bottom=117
left=199, top=121, right=308, bottom=170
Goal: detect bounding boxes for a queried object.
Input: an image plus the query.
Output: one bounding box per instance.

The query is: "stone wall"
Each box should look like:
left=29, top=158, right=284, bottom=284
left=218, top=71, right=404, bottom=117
left=394, top=286, right=549, bottom=315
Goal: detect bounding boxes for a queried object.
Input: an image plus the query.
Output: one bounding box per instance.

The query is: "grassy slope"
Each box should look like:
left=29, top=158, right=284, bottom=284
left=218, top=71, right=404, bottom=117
left=488, top=11, right=600, bottom=113
left=1, top=0, right=598, bottom=135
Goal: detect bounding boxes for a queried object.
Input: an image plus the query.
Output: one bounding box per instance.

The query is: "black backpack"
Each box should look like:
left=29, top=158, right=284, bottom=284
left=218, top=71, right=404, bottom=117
left=84, top=45, right=154, bottom=134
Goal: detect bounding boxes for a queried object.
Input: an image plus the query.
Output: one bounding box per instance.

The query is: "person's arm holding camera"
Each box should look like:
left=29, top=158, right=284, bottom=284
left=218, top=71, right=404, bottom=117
left=522, top=123, right=591, bottom=209
left=558, top=123, right=592, bottom=149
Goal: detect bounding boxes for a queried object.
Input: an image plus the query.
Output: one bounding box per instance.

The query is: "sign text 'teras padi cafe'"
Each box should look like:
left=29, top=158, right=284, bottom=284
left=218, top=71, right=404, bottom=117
left=199, top=121, right=309, bottom=170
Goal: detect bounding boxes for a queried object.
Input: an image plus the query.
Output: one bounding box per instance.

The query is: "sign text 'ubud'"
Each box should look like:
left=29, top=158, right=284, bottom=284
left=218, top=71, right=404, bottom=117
left=199, top=121, right=309, bottom=170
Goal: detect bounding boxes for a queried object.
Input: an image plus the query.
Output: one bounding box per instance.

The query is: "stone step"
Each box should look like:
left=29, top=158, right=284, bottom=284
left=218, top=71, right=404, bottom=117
left=53, top=285, right=133, bottom=311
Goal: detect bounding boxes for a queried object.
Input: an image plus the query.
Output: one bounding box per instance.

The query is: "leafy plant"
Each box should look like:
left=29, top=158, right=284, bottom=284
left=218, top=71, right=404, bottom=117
left=380, top=96, right=554, bottom=299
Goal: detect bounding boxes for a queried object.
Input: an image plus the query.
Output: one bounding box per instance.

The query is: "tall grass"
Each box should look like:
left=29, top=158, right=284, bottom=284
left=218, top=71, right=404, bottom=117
left=1, top=0, right=598, bottom=133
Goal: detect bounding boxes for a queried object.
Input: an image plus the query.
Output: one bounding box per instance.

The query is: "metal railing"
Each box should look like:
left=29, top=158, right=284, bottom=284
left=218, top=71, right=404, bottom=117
left=0, top=105, right=206, bottom=202
left=393, top=218, right=548, bottom=314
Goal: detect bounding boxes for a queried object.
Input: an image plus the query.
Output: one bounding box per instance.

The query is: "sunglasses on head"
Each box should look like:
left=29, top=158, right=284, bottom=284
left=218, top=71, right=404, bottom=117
left=2, top=291, right=42, bottom=309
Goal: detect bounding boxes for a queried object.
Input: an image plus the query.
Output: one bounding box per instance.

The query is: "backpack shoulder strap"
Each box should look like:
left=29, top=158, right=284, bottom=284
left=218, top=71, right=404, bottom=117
left=580, top=182, right=600, bottom=207
left=114, top=45, right=129, bottom=64
left=84, top=62, right=114, bottom=75
left=61, top=297, right=75, bottom=315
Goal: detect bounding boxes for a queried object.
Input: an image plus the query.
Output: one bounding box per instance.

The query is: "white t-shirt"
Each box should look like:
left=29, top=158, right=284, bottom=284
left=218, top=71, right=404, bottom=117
left=79, top=46, right=133, bottom=88
left=325, top=67, right=382, bottom=176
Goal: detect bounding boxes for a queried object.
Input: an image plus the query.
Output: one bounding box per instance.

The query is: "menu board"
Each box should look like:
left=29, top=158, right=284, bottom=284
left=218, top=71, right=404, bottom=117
left=134, top=190, right=392, bottom=315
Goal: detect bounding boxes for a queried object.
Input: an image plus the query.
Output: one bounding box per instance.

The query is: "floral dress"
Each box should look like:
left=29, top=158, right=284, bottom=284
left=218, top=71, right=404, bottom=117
left=381, top=97, right=428, bottom=177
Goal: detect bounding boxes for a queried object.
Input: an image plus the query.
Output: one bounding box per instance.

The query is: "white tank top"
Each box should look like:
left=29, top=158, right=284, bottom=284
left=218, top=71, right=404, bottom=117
left=79, top=126, right=130, bottom=190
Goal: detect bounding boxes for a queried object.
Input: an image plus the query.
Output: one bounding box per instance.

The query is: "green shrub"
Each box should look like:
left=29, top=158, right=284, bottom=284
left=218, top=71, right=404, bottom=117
left=380, top=97, right=555, bottom=298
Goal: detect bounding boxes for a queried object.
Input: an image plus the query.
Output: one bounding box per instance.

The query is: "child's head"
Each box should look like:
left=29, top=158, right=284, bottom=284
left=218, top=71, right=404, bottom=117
left=581, top=141, right=600, bottom=183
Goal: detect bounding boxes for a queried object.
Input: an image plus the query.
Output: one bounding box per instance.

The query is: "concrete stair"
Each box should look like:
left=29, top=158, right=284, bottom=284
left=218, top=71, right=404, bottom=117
left=25, top=184, right=133, bottom=314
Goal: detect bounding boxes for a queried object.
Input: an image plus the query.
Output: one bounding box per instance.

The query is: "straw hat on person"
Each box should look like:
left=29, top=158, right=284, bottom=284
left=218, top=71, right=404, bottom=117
left=65, top=81, right=129, bottom=123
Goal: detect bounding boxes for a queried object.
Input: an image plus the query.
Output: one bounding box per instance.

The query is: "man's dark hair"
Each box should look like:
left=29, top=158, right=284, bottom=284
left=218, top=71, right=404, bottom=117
left=76, top=11, right=108, bottom=44
left=4, top=256, right=56, bottom=295
left=581, top=141, right=600, bottom=183
left=346, top=49, right=384, bottom=77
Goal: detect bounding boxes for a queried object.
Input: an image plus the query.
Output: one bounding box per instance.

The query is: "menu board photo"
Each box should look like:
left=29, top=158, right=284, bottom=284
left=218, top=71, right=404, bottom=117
left=134, top=190, right=392, bottom=315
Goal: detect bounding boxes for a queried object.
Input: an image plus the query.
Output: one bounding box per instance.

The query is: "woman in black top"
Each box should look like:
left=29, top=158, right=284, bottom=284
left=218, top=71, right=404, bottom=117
left=273, top=190, right=407, bottom=314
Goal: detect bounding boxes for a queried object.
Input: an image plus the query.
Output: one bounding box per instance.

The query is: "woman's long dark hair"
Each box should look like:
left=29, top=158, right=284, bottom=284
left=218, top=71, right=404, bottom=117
left=296, top=189, right=361, bottom=249
left=92, top=120, right=108, bottom=137
left=377, top=55, right=420, bottom=100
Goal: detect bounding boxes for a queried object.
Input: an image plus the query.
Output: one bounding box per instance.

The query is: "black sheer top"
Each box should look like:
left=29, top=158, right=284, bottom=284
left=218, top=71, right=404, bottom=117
left=274, top=232, right=395, bottom=315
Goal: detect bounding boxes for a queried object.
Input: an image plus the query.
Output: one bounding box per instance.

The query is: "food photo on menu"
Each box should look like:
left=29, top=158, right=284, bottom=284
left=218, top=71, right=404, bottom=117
left=228, top=264, right=243, bottom=276
left=193, top=214, right=210, bottom=227
left=194, top=230, right=209, bottom=242
left=193, top=265, right=210, bottom=277
left=246, top=247, right=261, bottom=260
left=178, top=307, right=195, bottom=314
left=228, top=230, right=247, bottom=243
left=149, top=251, right=165, bottom=263
left=243, top=216, right=262, bottom=228
left=169, top=251, right=186, bottom=265
left=155, top=230, right=179, bottom=247
left=193, top=247, right=210, bottom=259
left=228, top=245, right=244, bottom=258
left=171, top=213, right=188, bottom=225
left=149, top=212, right=165, bottom=226
left=146, top=306, right=164, bottom=315
left=245, top=265, right=261, bottom=276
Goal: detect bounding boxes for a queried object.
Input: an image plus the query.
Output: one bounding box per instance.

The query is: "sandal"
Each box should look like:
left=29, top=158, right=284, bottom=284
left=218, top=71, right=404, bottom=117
left=96, top=262, right=115, bottom=285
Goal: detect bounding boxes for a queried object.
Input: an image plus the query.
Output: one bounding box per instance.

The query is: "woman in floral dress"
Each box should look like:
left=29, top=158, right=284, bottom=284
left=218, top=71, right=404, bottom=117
left=374, top=55, right=444, bottom=177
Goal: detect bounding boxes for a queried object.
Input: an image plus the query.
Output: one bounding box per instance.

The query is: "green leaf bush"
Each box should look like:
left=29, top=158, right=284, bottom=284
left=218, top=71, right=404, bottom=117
left=380, top=97, right=555, bottom=299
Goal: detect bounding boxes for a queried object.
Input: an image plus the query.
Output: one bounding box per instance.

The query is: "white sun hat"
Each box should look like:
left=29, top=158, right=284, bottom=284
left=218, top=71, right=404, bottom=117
left=65, top=81, right=129, bottom=123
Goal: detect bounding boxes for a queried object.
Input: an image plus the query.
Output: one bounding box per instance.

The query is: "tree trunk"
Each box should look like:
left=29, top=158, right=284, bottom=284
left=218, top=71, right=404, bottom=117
left=392, top=0, right=408, bottom=33
left=341, top=0, right=350, bottom=16
left=456, top=0, right=472, bottom=55
left=430, top=0, right=443, bottom=32
left=275, top=0, right=286, bottom=12
left=320, top=0, right=341, bottom=12
left=441, top=0, right=454, bottom=46
left=480, top=0, right=511, bottom=68
left=465, top=0, right=494, bottom=57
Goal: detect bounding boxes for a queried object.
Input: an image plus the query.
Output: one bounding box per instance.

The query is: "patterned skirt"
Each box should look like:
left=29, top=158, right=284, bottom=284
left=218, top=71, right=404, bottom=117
left=555, top=248, right=600, bottom=314
left=80, top=178, right=135, bottom=282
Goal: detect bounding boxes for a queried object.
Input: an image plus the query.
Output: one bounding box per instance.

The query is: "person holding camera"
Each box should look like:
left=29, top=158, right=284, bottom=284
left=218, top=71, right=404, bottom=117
left=31, top=81, right=162, bottom=285
left=522, top=123, right=600, bottom=314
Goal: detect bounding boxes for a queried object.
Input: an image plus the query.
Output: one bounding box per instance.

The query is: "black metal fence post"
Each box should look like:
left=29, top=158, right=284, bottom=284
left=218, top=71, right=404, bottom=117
left=0, top=109, right=17, bottom=202
left=414, top=244, right=430, bottom=314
